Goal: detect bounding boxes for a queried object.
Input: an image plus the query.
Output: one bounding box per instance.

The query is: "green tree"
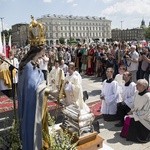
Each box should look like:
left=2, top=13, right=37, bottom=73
left=1, top=29, right=12, bottom=44
left=67, top=38, right=76, bottom=45
left=144, top=27, right=150, bottom=40
left=59, top=37, right=65, bottom=44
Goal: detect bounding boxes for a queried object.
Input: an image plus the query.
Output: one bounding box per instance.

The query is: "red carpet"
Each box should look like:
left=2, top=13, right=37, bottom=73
left=88, top=101, right=102, bottom=117
left=0, top=92, right=102, bottom=117
left=47, top=100, right=102, bottom=117
left=0, top=94, right=16, bottom=113
left=47, top=101, right=61, bottom=110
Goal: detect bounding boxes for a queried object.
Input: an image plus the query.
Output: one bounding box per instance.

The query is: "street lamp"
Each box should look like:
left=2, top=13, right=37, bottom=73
left=86, top=26, right=89, bottom=43
left=120, top=20, right=123, bottom=41
left=0, top=17, right=4, bottom=32
left=120, top=21, right=123, bottom=30
left=69, top=19, right=71, bottom=43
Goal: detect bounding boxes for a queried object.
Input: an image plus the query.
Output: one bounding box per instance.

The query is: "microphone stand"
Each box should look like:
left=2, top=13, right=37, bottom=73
left=0, top=56, right=18, bottom=122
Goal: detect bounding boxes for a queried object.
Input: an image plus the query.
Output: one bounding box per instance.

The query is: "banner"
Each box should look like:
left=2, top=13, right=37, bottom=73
left=8, top=35, right=11, bottom=51
left=3, top=34, right=6, bottom=56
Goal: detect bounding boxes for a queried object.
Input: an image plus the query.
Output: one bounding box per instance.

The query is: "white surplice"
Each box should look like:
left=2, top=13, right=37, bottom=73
left=101, top=80, right=119, bottom=115
left=64, top=72, right=90, bottom=114
left=49, top=67, right=65, bottom=91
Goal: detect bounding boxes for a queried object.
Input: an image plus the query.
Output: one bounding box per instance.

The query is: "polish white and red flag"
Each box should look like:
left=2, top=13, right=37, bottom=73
left=0, top=32, right=3, bottom=54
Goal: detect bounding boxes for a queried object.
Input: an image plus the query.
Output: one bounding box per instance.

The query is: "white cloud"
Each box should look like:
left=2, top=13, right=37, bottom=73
left=101, top=0, right=150, bottom=17
left=66, top=0, right=77, bottom=7
left=66, top=0, right=75, bottom=3
left=72, top=3, right=78, bottom=7
left=101, top=0, right=113, bottom=3
left=95, top=0, right=114, bottom=3
left=43, top=0, right=52, bottom=3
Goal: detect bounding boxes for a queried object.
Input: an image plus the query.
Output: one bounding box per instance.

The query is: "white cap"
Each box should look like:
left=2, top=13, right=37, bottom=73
left=0, top=52, right=5, bottom=57
left=131, top=45, right=136, bottom=49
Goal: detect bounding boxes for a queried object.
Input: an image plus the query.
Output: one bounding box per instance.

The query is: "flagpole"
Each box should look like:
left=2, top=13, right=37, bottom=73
left=0, top=32, right=2, bottom=53
left=3, top=34, right=6, bottom=56
left=0, top=17, right=4, bottom=32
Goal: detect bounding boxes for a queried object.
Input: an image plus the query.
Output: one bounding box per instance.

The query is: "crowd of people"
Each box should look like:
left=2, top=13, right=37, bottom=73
left=0, top=40, right=150, bottom=149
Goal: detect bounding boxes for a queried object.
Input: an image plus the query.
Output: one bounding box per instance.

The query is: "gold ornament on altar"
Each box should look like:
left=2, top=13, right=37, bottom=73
left=29, top=15, right=46, bottom=46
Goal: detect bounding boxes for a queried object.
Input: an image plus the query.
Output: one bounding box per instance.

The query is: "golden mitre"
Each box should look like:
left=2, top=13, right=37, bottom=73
left=29, top=15, right=46, bottom=46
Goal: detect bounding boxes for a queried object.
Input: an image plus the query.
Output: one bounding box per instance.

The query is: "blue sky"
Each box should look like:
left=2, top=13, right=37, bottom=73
left=0, top=0, right=150, bottom=30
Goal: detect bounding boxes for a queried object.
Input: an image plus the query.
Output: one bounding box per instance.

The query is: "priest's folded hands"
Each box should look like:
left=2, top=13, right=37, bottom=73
left=44, top=87, right=51, bottom=95
left=100, top=95, right=105, bottom=100
left=65, top=80, right=69, bottom=84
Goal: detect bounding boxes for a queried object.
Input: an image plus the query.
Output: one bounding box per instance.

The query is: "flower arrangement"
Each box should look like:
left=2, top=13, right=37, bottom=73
left=47, top=115, right=78, bottom=150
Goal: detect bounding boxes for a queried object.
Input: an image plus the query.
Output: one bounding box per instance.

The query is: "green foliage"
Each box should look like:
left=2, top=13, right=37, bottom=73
left=59, top=37, right=65, bottom=44
left=0, top=115, right=77, bottom=150
left=0, top=120, right=21, bottom=150
left=47, top=115, right=78, bottom=150
left=50, top=129, right=78, bottom=150
left=1, top=29, right=12, bottom=44
left=144, top=27, right=150, bottom=40
left=67, top=38, right=78, bottom=45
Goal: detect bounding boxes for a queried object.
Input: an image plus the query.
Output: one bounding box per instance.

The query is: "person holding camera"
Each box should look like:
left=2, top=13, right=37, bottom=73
left=126, top=45, right=139, bottom=83
left=139, top=47, right=150, bottom=83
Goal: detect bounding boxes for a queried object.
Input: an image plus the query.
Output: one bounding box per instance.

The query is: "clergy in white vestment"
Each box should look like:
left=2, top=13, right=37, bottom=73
left=48, top=60, right=65, bottom=98
left=114, top=65, right=126, bottom=103
left=59, top=62, right=90, bottom=114
left=124, top=79, right=150, bottom=143
left=9, top=50, right=19, bottom=98
left=115, top=71, right=136, bottom=127
left=0, top=53, right=12, bottom=97
left=100, top=67, right=119, bottom=121
left=38, top=53, right=49, bottom=82
left=60, top=59, right=68, bottom=76
left=9, top=50, right=19, bottom=84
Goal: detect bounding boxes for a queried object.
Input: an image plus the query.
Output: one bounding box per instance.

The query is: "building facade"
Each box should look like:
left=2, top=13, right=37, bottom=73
left=111, top=28, right=145, bottom=42
left=112, top=19, right=147, bottom=42
left=11, top=23, right=28, bottom=47
left=37, top=14, right=111, bottom=45
left=112, top=28, right=145, bottom=41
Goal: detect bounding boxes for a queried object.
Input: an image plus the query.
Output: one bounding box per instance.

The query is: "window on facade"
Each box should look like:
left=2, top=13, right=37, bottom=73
left=50, top=33, right=52, bottom=38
